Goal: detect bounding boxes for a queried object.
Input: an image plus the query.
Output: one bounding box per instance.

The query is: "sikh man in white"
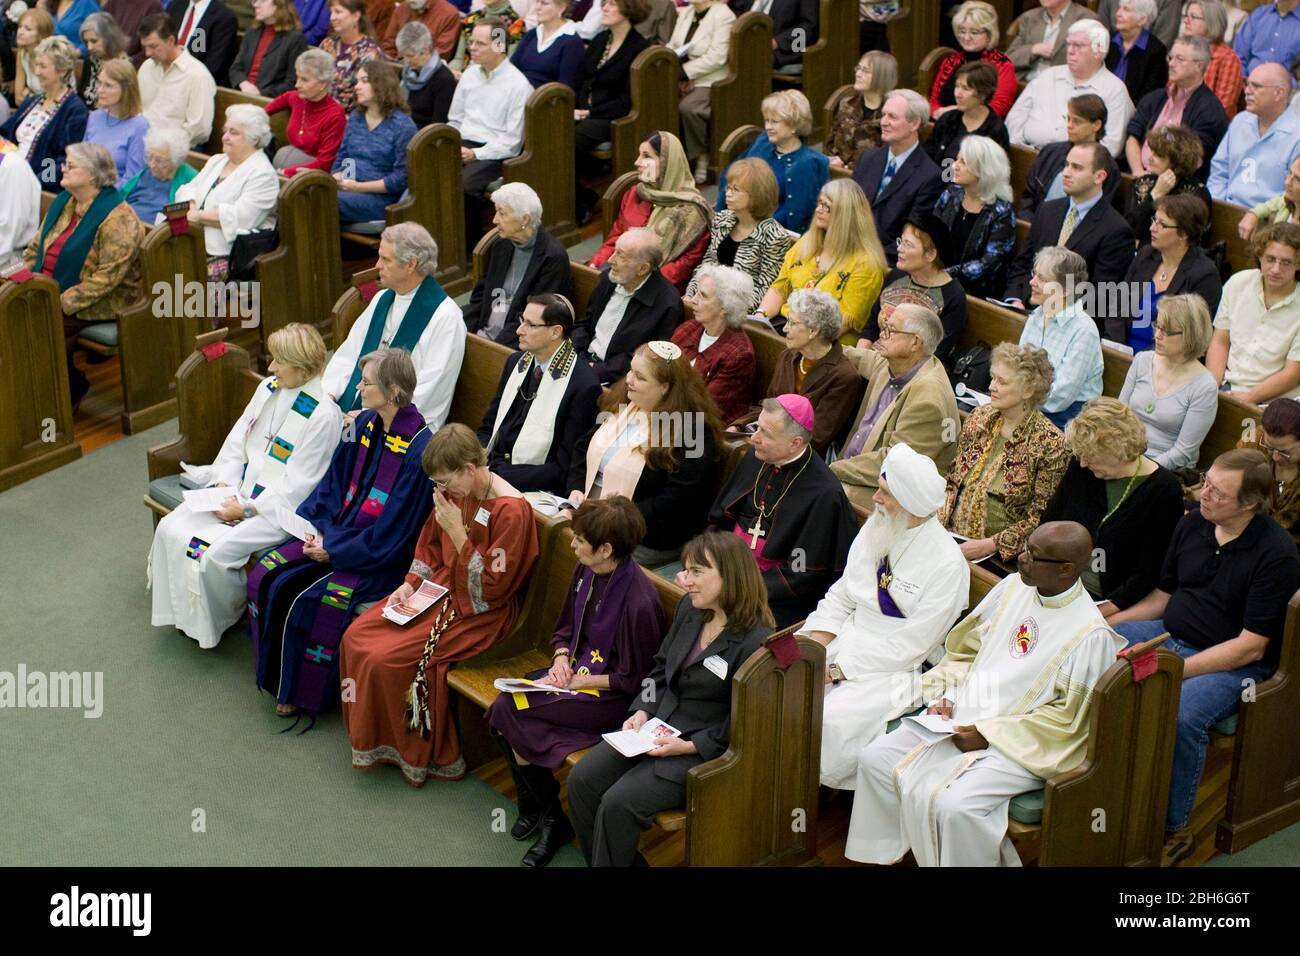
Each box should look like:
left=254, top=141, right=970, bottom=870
left=846, top=520, right=1125, bottom=866
left=800, top=443, right=969, bottom=789
left=148, top=324, right=342, bottom=648
left=323, top=221, right=465, bottom=426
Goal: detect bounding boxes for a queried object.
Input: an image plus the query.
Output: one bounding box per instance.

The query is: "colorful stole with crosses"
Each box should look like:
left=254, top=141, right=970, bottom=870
left=246, top=404, right=426, bottom=712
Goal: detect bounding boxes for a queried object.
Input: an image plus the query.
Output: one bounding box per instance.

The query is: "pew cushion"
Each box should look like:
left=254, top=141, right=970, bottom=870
left=147, top=475, right=185, bottom=512
left=342, top=220, right=385, bottom=236
left=78, top=322, right=119, bottom=347
left=1212, top=713, right=1238, bottom=736
left=1009, top=789, right=1045, bottom=825
left=776, top=64, right=803, bottom=75
left=448, top=648, right=551, bottom=710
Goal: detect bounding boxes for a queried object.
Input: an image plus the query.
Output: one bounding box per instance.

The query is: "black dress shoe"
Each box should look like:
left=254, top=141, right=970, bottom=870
left=521, top=806, right=574, bottom=867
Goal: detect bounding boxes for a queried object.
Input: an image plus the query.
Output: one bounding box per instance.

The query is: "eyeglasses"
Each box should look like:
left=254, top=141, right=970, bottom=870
left=956, top=28, right=988, bottom=39
left=1245, top=80, right=1286, bottom=91
left=1151, top=217, right=1179, bottom=231
left=815, top=199, right=832, bottom=212
left=1182, top=11, right=1204, bottom=21
left=1020, top=545, right=1071, bottom=565
left=877, top=324, right=917, bottom=340
left=1261, top=440, right=1295, bottom=462
left=430, top=475, right=454, bottom=488
left=1166, top=53, right=1196, bottom=64
left=854, top=65, right=871, bottom=76
left=1199, top=473, right=1236, bottom=503
left=518, top=318, right=548, bottom=329
left=1262, top=254, right=1298, bottom=269
left=1153, top=322, right=1184, bottom=336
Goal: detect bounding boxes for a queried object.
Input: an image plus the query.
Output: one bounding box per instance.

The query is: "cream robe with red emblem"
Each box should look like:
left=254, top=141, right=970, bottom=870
left=844, top=574, right=1123, bottom=867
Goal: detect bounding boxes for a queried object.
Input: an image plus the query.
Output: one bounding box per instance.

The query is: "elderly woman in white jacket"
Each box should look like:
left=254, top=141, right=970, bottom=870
left=148, top=323, right=342, bottom=649
left=174, top=102, right=280, bottom=280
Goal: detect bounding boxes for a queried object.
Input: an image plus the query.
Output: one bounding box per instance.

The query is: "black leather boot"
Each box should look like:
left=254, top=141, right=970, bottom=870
left=491, top=732, right=544, bottom=841
left=519, top=765, right=572, bottom=867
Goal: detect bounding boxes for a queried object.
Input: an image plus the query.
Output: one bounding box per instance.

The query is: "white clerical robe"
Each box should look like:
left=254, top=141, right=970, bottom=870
left=800, top=517, right=969, bottom=789
left=321, top=285, right=466, bottom=428
left=147, top=376, right=342, bottom=648
left=845, top=575, right=1124, bottom=866
left=0, top=151, right=39, bottom=261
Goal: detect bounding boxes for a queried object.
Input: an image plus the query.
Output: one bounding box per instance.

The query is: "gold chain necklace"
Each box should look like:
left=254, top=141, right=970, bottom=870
left=1101, top=458, right=1143, bottom=525
left=745, top=451, right=812, bottom=548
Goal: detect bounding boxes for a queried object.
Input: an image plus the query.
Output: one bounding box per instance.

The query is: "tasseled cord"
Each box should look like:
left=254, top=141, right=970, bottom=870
left=405, top=600, right=457, bottom=739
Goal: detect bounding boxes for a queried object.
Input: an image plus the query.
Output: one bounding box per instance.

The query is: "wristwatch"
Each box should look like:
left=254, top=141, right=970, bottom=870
left=828, top=664, right=845, bottom=685
left=242, top=504, right=256, bottom=520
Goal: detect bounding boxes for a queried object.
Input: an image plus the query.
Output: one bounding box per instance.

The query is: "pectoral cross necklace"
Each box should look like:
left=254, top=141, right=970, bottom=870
left=747, top=451, right=811, bottom=550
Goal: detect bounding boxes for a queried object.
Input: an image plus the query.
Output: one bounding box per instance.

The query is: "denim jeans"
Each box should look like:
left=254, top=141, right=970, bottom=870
left=1115, top=620, right=1275, bottom=832
left=1044, top=400, right=1087, bottom=430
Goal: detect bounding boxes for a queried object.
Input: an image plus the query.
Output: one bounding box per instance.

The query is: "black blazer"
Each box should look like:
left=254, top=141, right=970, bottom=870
left=228, top=26, right=308, bottom=97
left=465, top=227, right=574, bottom=346
left=1125, top=83, right=1228, bottom=181
left=923, top=107, right=1010, bottom=171
left=769, top=0, right=818, bottom=69
left=1041, top=459, right=1184, bottom=610
left=1105, top=31, right=1168, bottom=107
left=476, top=347, right=602, bottom=494
left=166, top=0, right=239, bottom=87
left=1106, top=243, right=1223, bottom=341
left=568, top=423, right=720, bottom=552
left=635, top=595, right=771, bottom=784
left=406, top=62, right=457, bottom=128
left=1019, top=140, right=1121, bottom=219
left=1004, top=196, right=1136, bottom=310
left=574, top=26, right=650, bottom=120
left=851, top=144, right=944, bottom=266
left=572, top=268, right=683, bottom=384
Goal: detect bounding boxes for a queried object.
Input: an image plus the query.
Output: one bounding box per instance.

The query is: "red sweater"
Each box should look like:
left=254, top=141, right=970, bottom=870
left=265, top=91, right=348, bottom=176
left=590, top=191, right=709, bottom=293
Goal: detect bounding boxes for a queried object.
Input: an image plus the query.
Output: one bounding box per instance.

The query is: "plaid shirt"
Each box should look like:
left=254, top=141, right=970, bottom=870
left=1204, top=42, right=1244, bottom=119
left=1018, top=300, right=1103, bottom=413
left=670, top=320, right=755, bottom=424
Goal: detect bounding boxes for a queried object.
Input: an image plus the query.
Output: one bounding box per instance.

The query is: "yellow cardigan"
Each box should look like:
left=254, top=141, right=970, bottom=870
left=769, top=246, right=884, bottom=343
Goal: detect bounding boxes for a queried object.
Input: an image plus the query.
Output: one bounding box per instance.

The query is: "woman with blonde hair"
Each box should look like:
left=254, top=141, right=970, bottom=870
left=715, top=89, right=830, bottom=234
left=757, top=177, right=888, bottom=343
left=148, top=323, right=343, bottom=650
left=1, top=34, right=88, bottom=182
left=567, top=528, right=775, bottom=867
left=827, top=50, right=897, bottom=170
left=84, top=58, right=148, bottom=182
left=941, top=342, right=1069, bottom=562
left=928, top=1, right=1017, bottom=118
left=11, top=7, right=55, bottom=106
left=1041, top=396, right=1185, bottom=619
left=930, top=134, right=1017, bottom=300
left=590, top=131, right=713, bottom=292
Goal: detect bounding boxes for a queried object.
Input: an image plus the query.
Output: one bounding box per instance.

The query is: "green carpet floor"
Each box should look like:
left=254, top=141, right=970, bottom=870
left=0, top=425, right=582, bottom=866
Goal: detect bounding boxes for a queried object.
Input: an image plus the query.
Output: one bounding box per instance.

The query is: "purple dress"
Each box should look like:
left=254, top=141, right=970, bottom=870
left=487, top=559, right=667, bottom=767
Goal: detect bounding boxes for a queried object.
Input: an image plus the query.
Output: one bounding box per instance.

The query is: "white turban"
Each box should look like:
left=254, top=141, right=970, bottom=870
left=880, top=443, right=945, bottom=517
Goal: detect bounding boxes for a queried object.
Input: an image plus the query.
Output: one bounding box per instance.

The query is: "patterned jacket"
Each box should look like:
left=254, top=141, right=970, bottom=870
left=824, top=95, right=883, bottom=170
left=939, top=404, right=1069, bottom=560
left=684, top=210, right=794, bottom=313
left=931, top=186, right=1017, bottom=301
left=24, top=196, right=144, bottom=320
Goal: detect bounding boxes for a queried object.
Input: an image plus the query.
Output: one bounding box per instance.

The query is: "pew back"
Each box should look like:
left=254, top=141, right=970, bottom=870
left=503, top=82, right=580, bottom=247
left=385, top=124, right=474, bottom=297
left=710, top=14, right=774, bottom=172
left=611, top=45, right=682, bottom=176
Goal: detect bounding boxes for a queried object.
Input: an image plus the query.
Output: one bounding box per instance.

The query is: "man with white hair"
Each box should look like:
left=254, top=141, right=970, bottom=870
left=383, top=0, right=462, bottom=59
left=850, top=88, right=945, bottom=267
left=800, top=443, right=969, bottom=790
left=846, top=520, right=1126, bottom=867
left=1005, top=0, right=1103, bottom=82
left=323, top=222, right=466, bottom=426
left=831, top=304, right=961, bottom=511
left=1006, top=18, right=1135, bottom=156
left=709, top=394, right=858, bottom=629
left=465, top=182, right=574, bottom=345
left=1207, top=62, right=1300, bottom=207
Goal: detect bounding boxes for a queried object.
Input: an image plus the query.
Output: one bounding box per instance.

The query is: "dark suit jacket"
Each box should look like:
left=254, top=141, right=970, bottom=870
left=1019, top=140, right=1121, bottom=219
left=769, top=0, right=818, bottom=69
left=1105, top=31, right=1168, bottom=108
left=166, top=0, right=238, bottom=87
left=574, top=24, right=649, bottom=120
left=851, top=144, right=944, bottom=266
left=572, top=268, right=683, bottom=384
left=1106, top=243, right=1223, bottom=341
left=635, top=595, right=771, bottom=784
left=228, top=26, right=308, bottom=97
left=465, top=227, right=574, bottom=346
left=1125, top=83, right=1229, bottom=180
left=1004, top=196, right=1136, bottom=312
left=476, top=347, right=602, bottom=494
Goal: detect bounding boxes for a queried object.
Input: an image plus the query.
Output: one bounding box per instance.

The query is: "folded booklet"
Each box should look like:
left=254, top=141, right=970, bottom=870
left=182, top=486, right=248, bottom=512
left=275, top=506, right=319, bottom=543
left=601, top=717, right=682, bottom=758
left=381, top=579, right=450, bottom=625
left=524, top=491, right=579, bottom=518
left=493, top=677, right=578, bottom=696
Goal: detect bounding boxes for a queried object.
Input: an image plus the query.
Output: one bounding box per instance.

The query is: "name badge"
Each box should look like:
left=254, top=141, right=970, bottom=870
left=703, top=655, right=728, bottom=680
left=474, top=507, right=491, bottom=527
left=893, top=578, right=920, bottom=597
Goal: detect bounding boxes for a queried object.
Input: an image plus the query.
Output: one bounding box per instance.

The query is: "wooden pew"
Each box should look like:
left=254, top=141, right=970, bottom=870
left=718, top=125, right=763, bottom=179
left=771, top=0, right=858, bottom=143
left=252, top=169, right=345, bottom=366
left=916, top=46, right=956, bottom=103
left=503, top=82, right=581, bottom=247
left=709, top=13, right=774, bottom=175
left=743, top=318, right=788, bottom=404
left=0, top=274, right=81, bottom=492
left=1210, top=199, right=1254, bottom=275
left=1009, top=144, right=1037, bottom=202
left=605, top=45, right=681, bottom=177
left=888, top=3, right=940, bottom=90
left=1216, top=590, right=1300, bottom=853
left=203, top=88, right=290, bottom=157
left=113, top=221, right=209, bottom=433
left=822, top=84, right=857, bottom=150
left=600, top=170, right=640, bottom=242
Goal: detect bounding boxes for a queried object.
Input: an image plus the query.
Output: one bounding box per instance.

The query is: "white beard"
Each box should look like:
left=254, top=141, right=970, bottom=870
left=860, top=507, right=913, bottom=570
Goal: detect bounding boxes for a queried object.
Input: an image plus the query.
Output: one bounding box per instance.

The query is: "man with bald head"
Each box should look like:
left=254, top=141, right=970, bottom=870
left=1207, top=62, right=1300, bottom=208
left=844, top=520, right=1125, bottom=867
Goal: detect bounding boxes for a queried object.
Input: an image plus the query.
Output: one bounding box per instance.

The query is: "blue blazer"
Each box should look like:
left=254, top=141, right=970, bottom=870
left=851, top=144, right=944, bottom=267
left=0, top=93, right=90, bottom=189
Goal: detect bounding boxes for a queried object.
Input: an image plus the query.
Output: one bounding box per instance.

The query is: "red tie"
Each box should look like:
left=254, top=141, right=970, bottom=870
left=179, top=4, right=197, bottom=45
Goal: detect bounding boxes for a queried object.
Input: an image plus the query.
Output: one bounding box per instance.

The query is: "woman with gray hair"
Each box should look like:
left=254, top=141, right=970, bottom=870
left=76, top=11, right=128, bottom=107
left=930, top=134, right=1017, bottom=300
left=1105, top=0, right=1169, bottom=105
left=1018, top=246, right=1104, bottom=428
left=396, top=21, right=457, bottom=128
left=175, top=102, right=280, bottom=280
left=0, top=33, right=88, bottom=183
left=674, top=264, right=758, bottom=423
left=265, top=48, right=348, bottom=175
left=22, top=140, right=145, bottom=406
left=122, top=125, right=199, bottom=223
left=757, top=287, right=865, bottom=453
